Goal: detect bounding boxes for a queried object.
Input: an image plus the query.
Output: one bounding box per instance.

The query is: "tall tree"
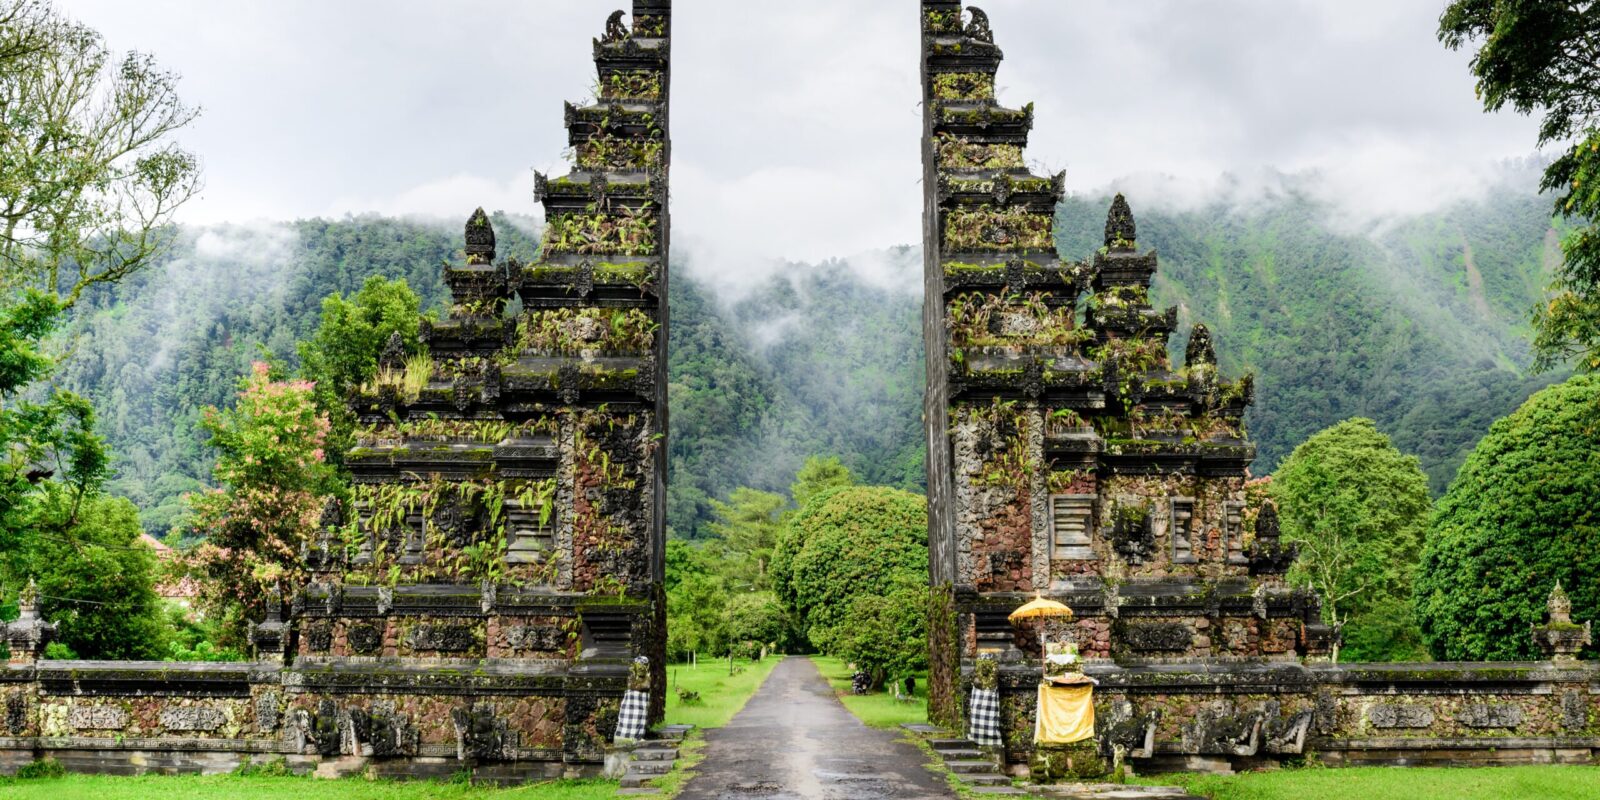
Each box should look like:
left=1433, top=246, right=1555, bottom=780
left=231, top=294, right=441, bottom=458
left=1439, top=0, right=1600, bottom=371
left=1269, top=418, right=1433, bottom=662
left=706, top=487, right=784, bottom=591
left=0, top=291, right=167, bottom=658
left=0, top=0, right=201, bottom=309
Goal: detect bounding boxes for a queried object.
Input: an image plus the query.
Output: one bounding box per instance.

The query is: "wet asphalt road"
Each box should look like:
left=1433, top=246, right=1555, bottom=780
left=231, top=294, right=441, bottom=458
left=675, top=656, right=957, bottom=800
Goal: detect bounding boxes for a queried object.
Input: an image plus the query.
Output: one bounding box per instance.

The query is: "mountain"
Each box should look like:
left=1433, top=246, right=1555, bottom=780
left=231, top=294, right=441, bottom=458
left=54, top=183, right=1564, bottom=537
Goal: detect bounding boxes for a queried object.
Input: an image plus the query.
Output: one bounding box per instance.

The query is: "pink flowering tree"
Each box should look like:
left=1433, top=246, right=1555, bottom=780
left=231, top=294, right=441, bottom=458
left=186, top=362, right=337, bottom=646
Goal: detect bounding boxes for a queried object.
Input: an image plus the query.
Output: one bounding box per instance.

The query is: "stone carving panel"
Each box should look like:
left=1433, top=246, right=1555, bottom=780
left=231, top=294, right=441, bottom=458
left=1367, top=703, right=1435, bottom=729
left=1458, top=703, right=1523, bottom=729
left=68, top=705, right=128, bottom=731
left=347, top=623, right=384, bottom=655
left=406, top=623, right=478, bottom=653
left=1121, top=621, right=1195, bottom=652
left=160, top=707, right=225, bottom=732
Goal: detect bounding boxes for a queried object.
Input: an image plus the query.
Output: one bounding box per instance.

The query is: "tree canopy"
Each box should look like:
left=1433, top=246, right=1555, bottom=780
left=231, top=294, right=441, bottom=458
left=1439, top=0, right=1600, bottom=371
left=1416, top=374, right=1600, bottom=660
left=1269, top=418, right=1432, bottom=661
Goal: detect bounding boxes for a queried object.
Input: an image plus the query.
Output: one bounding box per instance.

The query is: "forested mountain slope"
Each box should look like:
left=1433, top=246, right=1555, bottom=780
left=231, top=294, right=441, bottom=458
left=56, top=186, right=1562, bottom=537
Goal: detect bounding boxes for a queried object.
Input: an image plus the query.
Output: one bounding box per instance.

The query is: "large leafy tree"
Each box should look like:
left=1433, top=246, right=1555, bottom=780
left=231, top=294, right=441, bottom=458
left=1439, top=1, right=1600, bottom=370
left=771, top=485, right=927, bottom=672
left=297, top=275, right=424, bottom=469
left=0, top=291, right=166, bottom=658
left=0, top=0, right=201, bottom=309
left=1416, top=375, right=1600, bottom=660
left=185, top=362, right=336, bottom=647
left=1269, top=418, right=1433, bottom=662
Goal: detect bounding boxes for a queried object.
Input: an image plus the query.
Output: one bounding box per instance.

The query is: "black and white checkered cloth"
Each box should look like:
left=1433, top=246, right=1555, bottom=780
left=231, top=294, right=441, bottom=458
left=615, top=689, right=649, bottom=741
left=968, top=688, right=1002, bottom=747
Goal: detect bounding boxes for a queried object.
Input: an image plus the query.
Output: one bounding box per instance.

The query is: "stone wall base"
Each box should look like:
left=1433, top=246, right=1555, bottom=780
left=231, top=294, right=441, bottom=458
left=0, top=748, right=598, bottom=782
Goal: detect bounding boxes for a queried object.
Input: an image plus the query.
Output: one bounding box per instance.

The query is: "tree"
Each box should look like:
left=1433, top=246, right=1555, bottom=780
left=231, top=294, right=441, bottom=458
left=664, top=538, right=729, bottom=660
left=0, top=291, right=169, bottom=658
left=0, top=0, right=201, bottom=309
left=1439, top=1, right=1600, bottom=371
left=789, top=455, right=854, bottom=510
left=185, top=362, right=335, bottom=646
left=722, top=590, right=792, bottom=655
left=832, top=577, right=928, bottom=690
left=706, top=487, right=784, bottom=591
left=772, top=485, right=926, bottom=658
left=1269, top=418, right=1433, bottom=662
left=297, top=275, right=424, bottom=469
left=24, top=491, right=167, bottom=659
left=1416, top=375, right=1600, bottom=660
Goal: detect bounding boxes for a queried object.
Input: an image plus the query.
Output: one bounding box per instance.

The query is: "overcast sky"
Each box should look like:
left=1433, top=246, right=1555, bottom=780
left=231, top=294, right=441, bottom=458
left=62, top=0, right=1542, bottom=281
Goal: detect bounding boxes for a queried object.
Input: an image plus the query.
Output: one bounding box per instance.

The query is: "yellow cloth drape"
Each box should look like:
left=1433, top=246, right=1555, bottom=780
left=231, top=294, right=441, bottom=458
left=1034, top=683, right=1095, bottom=744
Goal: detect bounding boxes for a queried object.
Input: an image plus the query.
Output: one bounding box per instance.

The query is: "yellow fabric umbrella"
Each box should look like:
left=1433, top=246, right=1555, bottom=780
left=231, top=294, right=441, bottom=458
left=1008, top=594, right=1073, bottom=623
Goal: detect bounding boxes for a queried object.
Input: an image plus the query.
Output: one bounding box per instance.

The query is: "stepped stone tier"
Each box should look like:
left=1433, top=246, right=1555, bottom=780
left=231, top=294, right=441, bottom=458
left=0, top=1, right=670, bottom=780
left=918, top=1, right=1600, bottom=774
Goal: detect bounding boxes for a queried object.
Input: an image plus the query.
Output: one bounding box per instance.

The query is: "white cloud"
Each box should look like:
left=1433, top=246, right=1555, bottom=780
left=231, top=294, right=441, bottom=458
left=60, top=0, right=1545, bottom=274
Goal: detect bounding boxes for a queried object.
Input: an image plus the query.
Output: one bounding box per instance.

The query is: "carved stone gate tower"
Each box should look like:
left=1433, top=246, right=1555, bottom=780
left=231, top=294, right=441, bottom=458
left=918, top=0, right=1334, bottom=758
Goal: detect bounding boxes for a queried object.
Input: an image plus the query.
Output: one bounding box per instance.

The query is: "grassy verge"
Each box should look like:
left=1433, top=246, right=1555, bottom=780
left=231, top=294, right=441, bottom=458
left=1140, top=764, right=1600, bottom=800
left=0, top=773, right=616, bottom=800
left=663, top=654, right=784, bottom=730
left=809, top=655, right=928, bottom=729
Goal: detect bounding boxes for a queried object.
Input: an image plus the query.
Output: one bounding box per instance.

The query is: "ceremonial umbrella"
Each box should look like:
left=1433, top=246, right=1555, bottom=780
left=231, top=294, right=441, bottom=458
left=1008, top=594, right=1073, bottom=623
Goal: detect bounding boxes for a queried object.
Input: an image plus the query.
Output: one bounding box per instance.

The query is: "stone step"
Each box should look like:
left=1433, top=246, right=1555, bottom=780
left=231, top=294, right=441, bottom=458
left=944, top=759, right=1000, bottom=774
left=970, top=788, right=1027, bottom=796
left=901, top=722, right=945, bottom=736
left=959, top=773, right=1012, bottom=786
left=632, top=747, right=679, bottom=761
left=615, top=789, right=662, bottom=797
left=620, top=771, right=660, bottom=789
left=653, top=724, right=694, bottom=741
left=939, top=748, right=983, bottom=760
left=627, top=760, right=673, bottom=775
left=930, top=737, right=979, bottom=752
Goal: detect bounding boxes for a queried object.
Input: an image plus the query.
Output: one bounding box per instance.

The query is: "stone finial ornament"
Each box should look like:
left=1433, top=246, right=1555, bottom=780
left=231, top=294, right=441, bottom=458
left=603, top=10, right=630, bottom=43
left=378, top=331, right=406, bottom=371
left=964, top=6, right=994, bottom=43
left=1105, top=193, right=1136, bottom=249
left=464, top=207, right=496, bottom=265
left=249, top=590, right=290, bottom=664
left=1186, top=324, right=1217, bottom=369
left=4, top=578, right=56, bottom=664
left=1533, top=582, right=1591, bottom=662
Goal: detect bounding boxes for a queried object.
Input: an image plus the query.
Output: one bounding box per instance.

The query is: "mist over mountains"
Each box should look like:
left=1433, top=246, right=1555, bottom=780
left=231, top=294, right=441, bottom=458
left=55, top=182, right=1563, bottom=537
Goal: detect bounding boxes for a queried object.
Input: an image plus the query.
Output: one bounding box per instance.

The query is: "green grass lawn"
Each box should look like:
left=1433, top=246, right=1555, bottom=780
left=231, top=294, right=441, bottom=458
left=1142, top=765, right=1600, bottom=800
left=0, top=774, right=616, bottom=800
left=809, top=655, right=929, bottom=729
left=663, top=654, right=784, bottom=730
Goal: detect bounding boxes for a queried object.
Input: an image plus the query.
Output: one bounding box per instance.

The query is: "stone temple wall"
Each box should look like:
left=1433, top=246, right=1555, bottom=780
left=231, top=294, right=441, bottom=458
left=919, top=0, right=1599, bottom=772
left=0, top=0, right=671, bottom=780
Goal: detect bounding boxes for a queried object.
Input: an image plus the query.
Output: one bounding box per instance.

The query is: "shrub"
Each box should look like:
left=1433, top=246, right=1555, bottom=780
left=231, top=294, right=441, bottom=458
left=16, top=757, right=65, bottom=779
left=1416, top=375, right=1600, bottom=660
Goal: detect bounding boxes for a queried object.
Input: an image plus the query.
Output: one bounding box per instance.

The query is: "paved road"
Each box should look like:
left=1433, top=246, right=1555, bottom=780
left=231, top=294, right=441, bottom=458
left=676, top=656, right=957, bottom=800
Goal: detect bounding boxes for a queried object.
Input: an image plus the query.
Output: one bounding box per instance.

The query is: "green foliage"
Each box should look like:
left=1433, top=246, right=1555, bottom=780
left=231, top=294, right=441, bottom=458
left=931, top=72, right=994, bottom=101
left=0, top=0, right=201, bottom=310
left=24, top=493, right=169, bottom=659
left=722, top=591, right=792, bottom=653
left=541, top=207, right=658, bottom=256
left=772, top=486, right=927, bottom=653
left=1439, top=1, right=1600, bottom=372
left=664, top=538, right=730, bottom=660
left=706, top=487, right=785, bottom=591
left=1270, top=418, right=1432, bottom=662
left=1416, top=374, right=1600, bottom=660
left=0, top=772, right=621, bottom=799
left=1056, top=192, right=1566, bottom=493
left=298, top=275, right=424, bottom=470
left=788, top=456, right=855, bottom=511
left=14, top=757, right=65, bottom=779
left=831, top=579, right=928, bottom=687
left=185, top=362, right=336, bottom=647
left=1143, top=764, right=1600, bottom=800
